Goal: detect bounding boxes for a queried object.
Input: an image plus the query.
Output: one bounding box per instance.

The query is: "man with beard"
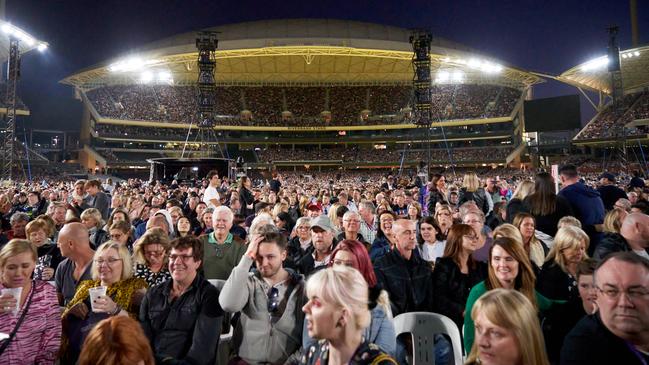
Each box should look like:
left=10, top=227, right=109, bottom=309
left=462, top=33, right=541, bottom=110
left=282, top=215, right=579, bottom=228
left=561, top=252, right=649, bottom=364
left=220, top=227, right=305, bottom=364
left=296, top=215, right=337, bottom=276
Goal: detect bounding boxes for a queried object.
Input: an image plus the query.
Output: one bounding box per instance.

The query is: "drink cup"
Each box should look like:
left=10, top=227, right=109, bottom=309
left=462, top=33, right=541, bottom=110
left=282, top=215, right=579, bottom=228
left=1, top=287, right=23, bottom=315
left=88, top=286, right=107, bottom=313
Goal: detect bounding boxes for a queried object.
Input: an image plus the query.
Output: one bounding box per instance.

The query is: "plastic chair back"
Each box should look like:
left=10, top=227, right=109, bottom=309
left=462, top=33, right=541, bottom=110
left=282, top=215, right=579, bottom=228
left=393, top=312, right=464, bottom=365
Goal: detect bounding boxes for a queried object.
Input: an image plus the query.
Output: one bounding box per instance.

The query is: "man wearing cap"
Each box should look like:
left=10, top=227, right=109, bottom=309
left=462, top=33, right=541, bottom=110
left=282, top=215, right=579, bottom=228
left=305, top=203, right=322, bottom=218
left=597, top=172, right=628, bottom=211
left=295, top=215, right=337, bottom=276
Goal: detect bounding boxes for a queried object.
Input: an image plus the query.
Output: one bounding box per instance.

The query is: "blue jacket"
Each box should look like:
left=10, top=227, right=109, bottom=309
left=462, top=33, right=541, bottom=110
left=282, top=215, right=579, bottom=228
left=558, top=182, right=605, bottom=248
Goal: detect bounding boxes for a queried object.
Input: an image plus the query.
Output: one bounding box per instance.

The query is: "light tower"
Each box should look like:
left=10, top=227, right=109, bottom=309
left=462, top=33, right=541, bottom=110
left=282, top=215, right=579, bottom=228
left=0, top=21, right=48, bottom=181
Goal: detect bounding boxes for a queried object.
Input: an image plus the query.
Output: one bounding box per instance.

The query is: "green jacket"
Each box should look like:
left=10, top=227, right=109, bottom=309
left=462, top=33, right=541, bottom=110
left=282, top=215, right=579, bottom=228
left=463, top=281, right=563, bottom=352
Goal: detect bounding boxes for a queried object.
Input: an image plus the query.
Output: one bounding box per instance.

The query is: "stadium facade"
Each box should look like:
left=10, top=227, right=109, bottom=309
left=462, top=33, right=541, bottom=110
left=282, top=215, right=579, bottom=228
left=60, top=19, right=549, bottom=176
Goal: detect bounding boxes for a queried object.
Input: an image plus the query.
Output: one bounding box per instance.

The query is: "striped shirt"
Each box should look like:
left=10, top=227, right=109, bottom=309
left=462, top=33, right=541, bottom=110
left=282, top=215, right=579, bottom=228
left=0, top=281, right=61, bottom=365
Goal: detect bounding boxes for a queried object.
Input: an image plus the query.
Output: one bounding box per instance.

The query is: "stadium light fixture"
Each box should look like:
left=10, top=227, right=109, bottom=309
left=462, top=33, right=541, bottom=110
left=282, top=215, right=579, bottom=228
left=581, top=56, right=609, bottom=71
left=109, top=57, right=162, bottom=73
left=0, top=21, right=48, bottom=52
left=140, top=70, right=153, bottom=83
left=634, top=51, right=640, bottom=56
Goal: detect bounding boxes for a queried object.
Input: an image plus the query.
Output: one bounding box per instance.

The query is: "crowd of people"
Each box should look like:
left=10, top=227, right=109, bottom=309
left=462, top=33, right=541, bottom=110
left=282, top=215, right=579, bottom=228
left=257, top=146, right=514, bottom=163
left=0, top=162, right=648, bottom=364
left=85, top=84, right=522, bottom=126
left=576, top=91, right=649, bottom=140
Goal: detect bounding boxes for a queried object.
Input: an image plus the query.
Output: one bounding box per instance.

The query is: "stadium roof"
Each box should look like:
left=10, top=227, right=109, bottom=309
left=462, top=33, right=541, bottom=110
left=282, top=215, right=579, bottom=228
left=0, top=21, right=48, bottom=60
left=62, top=19, right=543, bottom=88
left=557, top=44, right=649, bottom=94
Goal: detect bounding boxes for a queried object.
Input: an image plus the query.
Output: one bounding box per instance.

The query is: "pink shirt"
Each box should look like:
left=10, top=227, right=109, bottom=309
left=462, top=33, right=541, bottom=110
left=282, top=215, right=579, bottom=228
left=0, top=281, right=61, bottom=365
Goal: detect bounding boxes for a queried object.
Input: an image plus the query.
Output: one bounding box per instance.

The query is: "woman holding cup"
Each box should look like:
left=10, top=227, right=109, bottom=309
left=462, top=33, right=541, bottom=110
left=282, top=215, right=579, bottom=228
left=61, top=241, right=147, bottom=364
left=0, top=239, right=61, bottom=364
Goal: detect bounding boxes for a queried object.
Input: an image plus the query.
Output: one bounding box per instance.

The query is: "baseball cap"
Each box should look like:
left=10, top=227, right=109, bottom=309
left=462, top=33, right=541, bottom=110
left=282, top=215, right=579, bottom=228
left=599, top=172, right=616, bottom=182
left=306, top=203, right=322, bottom=211
left=310, top=215, right=334, bottom=232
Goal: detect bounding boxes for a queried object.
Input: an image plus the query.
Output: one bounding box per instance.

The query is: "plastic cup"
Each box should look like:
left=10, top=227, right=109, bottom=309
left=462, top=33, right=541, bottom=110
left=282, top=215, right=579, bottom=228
left=1, top=287, right=23, bottom=315
left=88, top=286, right=107, bottom=313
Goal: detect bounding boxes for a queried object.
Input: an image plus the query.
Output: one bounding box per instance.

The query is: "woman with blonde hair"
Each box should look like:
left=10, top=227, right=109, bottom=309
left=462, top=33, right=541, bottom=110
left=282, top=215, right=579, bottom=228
left=463, top=237, right=559, bottom=352
left=458, top=172, right=490, bottom=214
left=492, top=223, right=524, bottom=245
left=78, top=316, right=155, bottom=365
left=506, top=180, right=534, bottom=223
left=0, top=239, right=61, bottom=364
left=512, top=213, right=547, bottom=269
left=301, top=266, right=396, bottom=365
left=602, top=207, right=627, bottom=234
left=81, top=208, right=108, bottom=249
left=536, top=226, right=589, bottom=301
left=536, top=226, right=590, bottom=363
left=61, top=241, right=148, bottom=363
left=465, top=289, right=549, bottom=365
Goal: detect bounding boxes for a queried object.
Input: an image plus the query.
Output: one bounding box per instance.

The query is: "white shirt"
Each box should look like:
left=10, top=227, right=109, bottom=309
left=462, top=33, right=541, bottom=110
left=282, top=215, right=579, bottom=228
left=634, top=249, right=649, bottom=260
left=203, top=186, right=220, bottom=208
left=419, top=240, right=446, bottom=263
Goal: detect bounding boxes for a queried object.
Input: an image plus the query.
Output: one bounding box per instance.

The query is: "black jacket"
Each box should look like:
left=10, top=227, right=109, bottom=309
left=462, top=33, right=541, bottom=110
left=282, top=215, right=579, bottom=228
left=373, top=249, right=435, bottom=316
left=458, top=188, right=489, bottom=214
left=239, top=187, right=255, bottom=217
left=560, top=313, right=648, bottom=365
left=536, top=261, right=579, bottom=302
left=432, top=257, right=486, bottom=331
left=506, top=198, right=526, bottom=223
left=426, top=188, right=448, bottom=215
left=594, top=232, right=649, bottom=259
left=140, top=275, right=223, bottom=365
left=522, top=195, right=574, bottom=237
left=597, top=184, right=627, bottom=211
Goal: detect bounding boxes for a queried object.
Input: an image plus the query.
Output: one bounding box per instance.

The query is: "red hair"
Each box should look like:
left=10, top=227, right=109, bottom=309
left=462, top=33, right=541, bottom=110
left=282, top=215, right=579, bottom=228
left=330, top=239, right=377, bottom=287
left=78, top=316, right=155, bottom=365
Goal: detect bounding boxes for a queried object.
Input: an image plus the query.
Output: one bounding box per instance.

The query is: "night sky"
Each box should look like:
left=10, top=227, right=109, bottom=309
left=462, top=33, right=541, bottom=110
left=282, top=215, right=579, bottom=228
left=6, top=0, right=649, bottom=130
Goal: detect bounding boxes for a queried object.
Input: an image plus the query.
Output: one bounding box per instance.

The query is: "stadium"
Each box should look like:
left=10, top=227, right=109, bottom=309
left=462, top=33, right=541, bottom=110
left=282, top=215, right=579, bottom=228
left=57, top=19, right=546, bottom=179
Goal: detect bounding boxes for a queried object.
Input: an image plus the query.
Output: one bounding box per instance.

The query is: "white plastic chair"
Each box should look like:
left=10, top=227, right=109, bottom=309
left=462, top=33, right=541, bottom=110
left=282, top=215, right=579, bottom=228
left=208, top=279, right=226, bottom=291
left=393, top=312, right=464, bottom=365
left=209, top=279, right=234, bottom=364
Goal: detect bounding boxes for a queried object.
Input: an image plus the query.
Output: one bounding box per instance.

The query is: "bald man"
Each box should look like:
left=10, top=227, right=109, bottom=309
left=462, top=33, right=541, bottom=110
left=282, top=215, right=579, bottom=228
left=595, top=213, right=649, bottom=260
left=55, top=222, right=95, bottom=306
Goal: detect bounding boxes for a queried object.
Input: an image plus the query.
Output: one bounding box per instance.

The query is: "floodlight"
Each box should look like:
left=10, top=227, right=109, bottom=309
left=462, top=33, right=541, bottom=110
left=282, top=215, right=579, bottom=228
left=1, top=24, right=10, bottom=33
left=37, top=43, right=47, bottom=52
left=581, top=56, right=609, bottom=71
left=622, top=54, right=628, bottom=59
left=634, top=51, right=640, bottom=56
left=437, top=70, right=450, bottom=82
left=140, top=71, right=153, bottom=83
left=452, top=70, right=464, bottom=82
left=158, top=70, right=172, bottom=82
left=468, top=58, right=481, bottom=69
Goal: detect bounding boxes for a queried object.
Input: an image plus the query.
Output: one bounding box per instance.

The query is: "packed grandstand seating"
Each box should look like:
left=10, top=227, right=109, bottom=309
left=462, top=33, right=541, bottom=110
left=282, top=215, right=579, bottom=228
left=257, top=145, right=513, bottom=163
left=576, top=91, right=649, bottom=140
left=85, top=84, right=522, bottom=126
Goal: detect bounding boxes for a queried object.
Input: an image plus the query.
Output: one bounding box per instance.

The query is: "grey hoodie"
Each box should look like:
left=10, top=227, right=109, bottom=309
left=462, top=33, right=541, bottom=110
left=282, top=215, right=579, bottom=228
left=219, top=256, right=305, bottom=365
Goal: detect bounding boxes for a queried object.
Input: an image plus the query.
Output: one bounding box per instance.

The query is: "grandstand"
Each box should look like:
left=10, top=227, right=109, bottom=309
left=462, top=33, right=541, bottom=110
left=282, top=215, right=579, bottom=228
left=558, top=44, right=649, bottom=145
left=61, top=19, right=545, bottom=175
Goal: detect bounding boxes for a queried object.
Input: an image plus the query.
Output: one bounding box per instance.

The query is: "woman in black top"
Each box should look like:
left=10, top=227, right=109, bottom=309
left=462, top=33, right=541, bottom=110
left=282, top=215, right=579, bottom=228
left=522, top=172, right=573, bottom=237
left=238, top=175, right=255, bottom=217
left=432, top=223, right=487, bottom=331
left=426, top=174, right=448, bottom=215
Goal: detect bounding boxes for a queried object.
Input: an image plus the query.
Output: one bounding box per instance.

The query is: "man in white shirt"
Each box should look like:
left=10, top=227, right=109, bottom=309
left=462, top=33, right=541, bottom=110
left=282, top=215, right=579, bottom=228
left=203, top=170, right=221, bottom=209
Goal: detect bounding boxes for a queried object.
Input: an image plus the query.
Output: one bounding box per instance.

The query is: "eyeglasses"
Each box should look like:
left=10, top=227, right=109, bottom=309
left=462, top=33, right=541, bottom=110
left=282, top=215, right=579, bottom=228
left=267, top=287, right=280, bottom=313
left=95, top=258, right=122, bottom=266
left=463, top=235, right=479, bottom=241
left=343, top=219, right=360, bottom=224
left=596, top=286, right=649, bottom=300
left=169, top=254, right=194, bottom=262
left=110, top=233, right=124, bottom=239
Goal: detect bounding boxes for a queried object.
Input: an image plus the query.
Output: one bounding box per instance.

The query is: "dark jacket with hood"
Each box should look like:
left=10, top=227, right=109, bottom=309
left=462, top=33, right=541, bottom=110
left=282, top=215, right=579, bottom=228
left=558, top=182, right=606, bottom=252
